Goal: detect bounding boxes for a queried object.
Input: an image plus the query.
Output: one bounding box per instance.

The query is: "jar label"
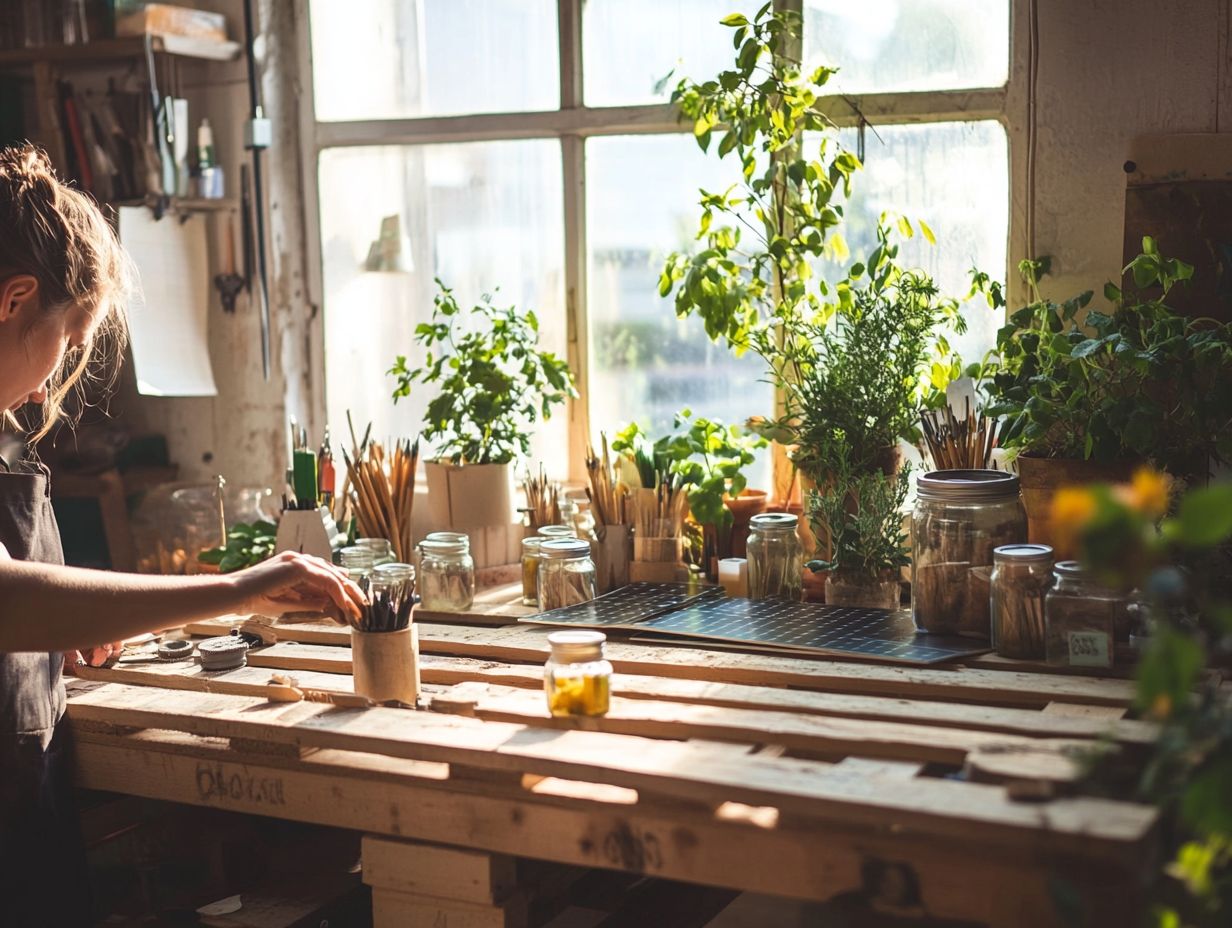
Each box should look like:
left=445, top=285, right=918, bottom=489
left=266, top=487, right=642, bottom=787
left=1067, top=630, right=1111, bottom=668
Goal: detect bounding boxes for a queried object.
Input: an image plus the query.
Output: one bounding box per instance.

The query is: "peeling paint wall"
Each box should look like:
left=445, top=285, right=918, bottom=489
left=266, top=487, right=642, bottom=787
left=119, top=0, right=1231, bottom=490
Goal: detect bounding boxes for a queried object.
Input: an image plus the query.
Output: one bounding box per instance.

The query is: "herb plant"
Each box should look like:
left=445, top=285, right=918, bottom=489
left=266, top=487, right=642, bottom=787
left=981, top=240, right=1232, bottom=477
left=197, top=520, right=277, bottom=573
left=806, top=464, right=912, bottom=577
left=389, top=279, right=577, bottom=465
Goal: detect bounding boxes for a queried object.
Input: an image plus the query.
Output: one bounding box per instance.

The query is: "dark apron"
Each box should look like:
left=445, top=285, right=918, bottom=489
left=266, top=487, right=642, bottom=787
left=0, top=461, right=92, bottom=926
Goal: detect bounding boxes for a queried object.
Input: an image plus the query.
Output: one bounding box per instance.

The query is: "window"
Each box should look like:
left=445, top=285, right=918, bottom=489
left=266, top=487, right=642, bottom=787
left=305, top=0, right=1013, bottom=482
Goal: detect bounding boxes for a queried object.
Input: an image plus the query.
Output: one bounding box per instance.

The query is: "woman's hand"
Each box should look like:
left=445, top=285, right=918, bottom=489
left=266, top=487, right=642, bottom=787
left=75, top=642, right=123, bottom=667
left=230, top=552, right=365, bottom=625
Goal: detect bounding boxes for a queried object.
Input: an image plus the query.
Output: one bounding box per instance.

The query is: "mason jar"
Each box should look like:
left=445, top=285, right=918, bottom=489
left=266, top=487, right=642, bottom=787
left=417, top=535, right=475, bottom=612
left=911, top=469, right=1027, bottom=637
left=1045, top=561, right=1128, bottom=668
left=338, top=545, right=376, bottom=581
left=746, top=512, right=803, bottom=601
left=990, top=543, right=1052, bottom=659
left=544, top=630, right=612, bottom=717
left=537, top=538, right=597, bottom=611
left=357, top=537, right=395, bottom=566
left=537, top=524, right=577, bottom=540
left=521, top=536, right=544, bottom=607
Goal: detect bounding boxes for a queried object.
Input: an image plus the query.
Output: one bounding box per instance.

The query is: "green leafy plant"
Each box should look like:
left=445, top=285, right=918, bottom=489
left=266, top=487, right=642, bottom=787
left=656, top=4, right=963, bottom=485
left=805, top=464, right=912, bottom=577
left=980, top=240, right=1232, bottom=477
left=197, top=520, right=277, bottom=573
left=389, top=279, right=577, bottom=465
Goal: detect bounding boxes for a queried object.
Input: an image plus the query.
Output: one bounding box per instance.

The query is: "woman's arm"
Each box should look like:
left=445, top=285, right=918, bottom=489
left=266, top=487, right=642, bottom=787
left=0, top=552, right=364, bottom=653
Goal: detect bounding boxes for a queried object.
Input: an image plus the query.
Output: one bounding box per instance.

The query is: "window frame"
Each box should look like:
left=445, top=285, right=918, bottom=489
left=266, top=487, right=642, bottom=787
left=296, top=0, right=1028, bottom=486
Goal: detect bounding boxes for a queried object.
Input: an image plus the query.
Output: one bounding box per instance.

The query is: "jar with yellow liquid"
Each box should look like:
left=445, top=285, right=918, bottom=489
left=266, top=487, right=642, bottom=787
left=544, top=630, right=611, bottom=717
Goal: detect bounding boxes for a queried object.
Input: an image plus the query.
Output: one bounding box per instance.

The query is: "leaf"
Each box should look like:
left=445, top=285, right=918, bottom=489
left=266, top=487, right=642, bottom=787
left=720, top=12, right=749, bottom=26
left=918, top=219, right=936, bottom=245
left=1175, top=484, right=1232, bottom=546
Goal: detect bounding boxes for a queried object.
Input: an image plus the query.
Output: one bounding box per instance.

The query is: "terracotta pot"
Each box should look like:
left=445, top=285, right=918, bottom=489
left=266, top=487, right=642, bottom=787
left=724, top=488, right=769, bottom=558
left=1015, top=455, right=1138, bottom=556
left=825, top=570, right=902, bottom=610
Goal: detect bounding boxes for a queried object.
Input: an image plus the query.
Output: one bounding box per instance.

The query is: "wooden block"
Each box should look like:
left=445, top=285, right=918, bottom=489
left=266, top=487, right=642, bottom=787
left=362, top=836, right=517, bottom=904
left=834, top=758, right=923, bottom=780
left=372, top=887, right=527, bottom=928
left=1042, top=701, right=1129, bottom=720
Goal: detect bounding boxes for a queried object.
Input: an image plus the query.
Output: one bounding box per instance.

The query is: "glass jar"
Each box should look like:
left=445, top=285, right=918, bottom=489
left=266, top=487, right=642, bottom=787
left=357, top=537, right=395, bottom=566
left=418, top=536, right=475, bottom=612
left=537, top=524, right=577, bottom=540
left=537, top=539, right=597, bottom=611
left=1045, top=561, right=1127, bottom=668
left=521, top=536, right=544, bottom=607
left=339, top=545, right=376, bottom=581
left=366, top=562, right=416, bottom=632
left=544, top=630, right=612, bottom=717
left=990, top=544, right=1052, bottom=659
left=911, top=469, right=1027, bottom=637
left=824, top=571, right=901, bottom=610
left=746, top=512, right=803, bottom=601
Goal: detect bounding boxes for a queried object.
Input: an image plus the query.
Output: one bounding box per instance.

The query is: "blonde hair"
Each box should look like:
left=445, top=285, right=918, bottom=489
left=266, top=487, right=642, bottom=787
left=0, top=144, right=133, bottom=441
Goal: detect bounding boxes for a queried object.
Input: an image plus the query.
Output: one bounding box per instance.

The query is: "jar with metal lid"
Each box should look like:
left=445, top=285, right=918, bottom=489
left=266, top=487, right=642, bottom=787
left=521, top=536, right=544, bottom=607
left=990, top=544, right=1052, bottom=659
left=339, top=545, right=376, bottom=581
left=366, top=562, right=416, bottom=632
left=746, top=512, right=803, bottom=601
left=911, top=469, right=1027, bottom=637
left=544, top=630, right=612, bottom=717
left=537, top=538, right=597, bottom=611
left=357, top=537, right=395, bottom=566
left=1045, top=561, right=1127, bottom=668
left=417, top=535, right=474, bottom=612
left=537, top=524, right=577, bottom=540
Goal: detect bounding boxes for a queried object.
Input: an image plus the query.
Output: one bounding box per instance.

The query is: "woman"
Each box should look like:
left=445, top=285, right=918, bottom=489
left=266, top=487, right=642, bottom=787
left=0, top=144, right=364, bottom=925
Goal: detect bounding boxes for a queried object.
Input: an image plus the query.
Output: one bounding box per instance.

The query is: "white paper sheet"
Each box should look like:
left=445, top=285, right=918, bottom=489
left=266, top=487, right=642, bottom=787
left=118, top=206, right=217, bottom=396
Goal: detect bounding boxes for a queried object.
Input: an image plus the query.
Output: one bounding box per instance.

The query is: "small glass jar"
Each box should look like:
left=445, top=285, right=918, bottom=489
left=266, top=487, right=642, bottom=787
left=537, top=539, right=597, bottom=611
left=911, top=469, right=1027, bottom=637
left=746, top=512, right=803, bottom=601
left=521, top=536, right=544, bottom=607
left=990, top=544, right=1052, bottom=659
left=537, top=524, right=577, bottom=540
left=417, top=535, right=475, bottom=612
left=544, top=630, right=612, bottom=717
left=357, top=537, right=395, bottom=566
left=367, top=562, right=416, bottom=632
left=339, top=545, right=376, bottom=581
left=1045, top=561, right=1125, bottom=668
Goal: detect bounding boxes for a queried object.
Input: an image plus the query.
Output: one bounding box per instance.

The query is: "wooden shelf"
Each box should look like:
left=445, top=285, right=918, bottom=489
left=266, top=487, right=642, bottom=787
left=0, top=34, right=241, bottom=68
left=113, top=195, right=239, bottom=215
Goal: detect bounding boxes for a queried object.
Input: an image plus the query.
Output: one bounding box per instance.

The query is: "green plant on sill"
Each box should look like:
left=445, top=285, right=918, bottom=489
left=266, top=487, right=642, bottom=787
left=977, top=239, right=1232, bottom=476
left=611, top=412, right=766, bottom=530
left=656, top=4, right=965, bottom=484
left=197, top=520, right=277, bottom=573
left=389, top=279, right=577, bottom=466
left=805, top=463, right=912, bottom=578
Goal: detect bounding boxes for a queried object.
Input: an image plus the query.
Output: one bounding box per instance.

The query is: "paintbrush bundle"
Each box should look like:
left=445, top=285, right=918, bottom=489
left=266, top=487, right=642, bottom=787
left=631, top=477, right=688, bottom=562
left=921, top=399, right=999, bottom=470
left=351, top=570, right=416, bottom=633
left=340, top=413, right=419, bottom=562
left=586, top=434, right=629, bottom=528
left=523, top=465, right=562, bottom=527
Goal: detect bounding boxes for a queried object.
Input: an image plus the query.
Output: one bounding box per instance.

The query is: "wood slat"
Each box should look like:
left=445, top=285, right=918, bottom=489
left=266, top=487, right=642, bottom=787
left=63, top=678, right=1154, bottom=863
left=184, top=617, right=1139, bottom=709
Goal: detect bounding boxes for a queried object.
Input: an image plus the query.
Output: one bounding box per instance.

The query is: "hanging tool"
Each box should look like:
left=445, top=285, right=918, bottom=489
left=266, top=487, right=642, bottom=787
left=241, top=0, right=273, bottom=380
left=213, top=214, right=245, bottom=312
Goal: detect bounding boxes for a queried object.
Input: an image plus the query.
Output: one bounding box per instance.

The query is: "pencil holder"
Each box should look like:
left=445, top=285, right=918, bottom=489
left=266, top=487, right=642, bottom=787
left=592, top=524, right=631, bottom=594
left=351, top=625, right=421, bottom=705
left=274, top=508, right=333, bottom=561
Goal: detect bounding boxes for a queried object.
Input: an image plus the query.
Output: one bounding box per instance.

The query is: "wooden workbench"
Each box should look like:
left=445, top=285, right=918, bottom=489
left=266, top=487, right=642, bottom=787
left=68, top=585, right=1162, bottom=927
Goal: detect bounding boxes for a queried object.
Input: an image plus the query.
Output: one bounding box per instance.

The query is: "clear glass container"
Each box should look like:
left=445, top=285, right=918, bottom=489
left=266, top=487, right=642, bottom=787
left=366, top=562, right=415, bottom=632
left=911, top=469, right=1027, bottom=637
left=537, top=524, right=577, bottom=540
left=990, top=544, right=1052, bottom=659
left=521, top=536, right=544, bottom=607
left=1045, top=561, right=1127, bottom=668
left=418, top=536, right=475, bottom=613
left=824, top=571, right=901, bottom=610
left=339, top=545, right=376, bottom=581
left=537, top=539, right=597, bottom=611
left=544, top=630, right=612, bottom=717
left=357, top=537, right=395, bottom=566
left=746, top=512, right=803, bottom=601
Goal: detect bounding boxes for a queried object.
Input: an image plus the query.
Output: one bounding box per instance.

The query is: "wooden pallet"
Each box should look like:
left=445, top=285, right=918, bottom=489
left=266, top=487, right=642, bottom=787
left=67, top=607, right=1169, bottom=928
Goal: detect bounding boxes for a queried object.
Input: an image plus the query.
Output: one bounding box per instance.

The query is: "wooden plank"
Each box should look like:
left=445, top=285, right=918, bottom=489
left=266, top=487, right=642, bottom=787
left=1043, top=702, right=1129, bottom=721
left=185, top=617, right=1140, bottom=709
left=64, top=679, right=1155, bottom=861
left=372, top=887, right=527, bottom=928
left=416, top=582, right=534, bottom=627
left=362, top=836, right=517, bottom=903
left=72, top=727, right=1146, bottom=926
left=833, top=758, right=923, bottom=780
left=430, top=681, right=1090, bottom=778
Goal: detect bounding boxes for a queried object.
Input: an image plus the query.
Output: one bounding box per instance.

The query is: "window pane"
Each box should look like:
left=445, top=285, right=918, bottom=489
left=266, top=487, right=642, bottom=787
left=804, top=0, right=1008, bottom=94
left=823, top=120, right=1009, bottom=363
left=319, top=141, right=567, bottom=471
left=586, top=134, right=773, bottom=488
left=583, top=0, right=758, bottom=107
left=310, top=0, right=558, bottom=121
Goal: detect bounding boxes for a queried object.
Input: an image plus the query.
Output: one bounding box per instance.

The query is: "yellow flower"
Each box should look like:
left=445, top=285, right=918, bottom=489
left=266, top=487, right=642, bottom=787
left=1050, top=486, right=1098, bottom=536
left=1127, top=468, right=1170, bottom=518
left=1149, top=693, right=1172, bottom=720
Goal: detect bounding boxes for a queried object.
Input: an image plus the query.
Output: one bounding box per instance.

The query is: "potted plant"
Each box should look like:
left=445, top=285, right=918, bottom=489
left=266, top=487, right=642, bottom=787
left=806, top=464, right=911, bottom=610
left=389, top=279, right=576, bottom=535
left=979, top=240, right=1232, bottom=550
